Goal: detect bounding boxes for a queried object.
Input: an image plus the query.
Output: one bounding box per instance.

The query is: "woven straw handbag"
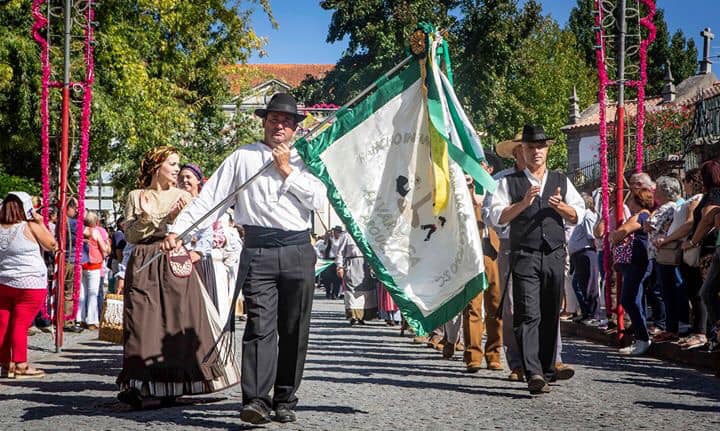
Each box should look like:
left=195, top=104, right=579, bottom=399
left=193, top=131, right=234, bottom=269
left=98, top=293, right=124, bottom=344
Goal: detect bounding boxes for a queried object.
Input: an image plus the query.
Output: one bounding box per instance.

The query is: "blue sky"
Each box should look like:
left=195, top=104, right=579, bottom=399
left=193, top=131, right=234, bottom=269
left=248, top=0, right=720, bottom=64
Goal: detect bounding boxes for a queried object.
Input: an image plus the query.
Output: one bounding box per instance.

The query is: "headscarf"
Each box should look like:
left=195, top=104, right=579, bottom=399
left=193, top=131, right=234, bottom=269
left=137, top=145, right=180, bottom=188
left=180, top=163, right=205, bottom=192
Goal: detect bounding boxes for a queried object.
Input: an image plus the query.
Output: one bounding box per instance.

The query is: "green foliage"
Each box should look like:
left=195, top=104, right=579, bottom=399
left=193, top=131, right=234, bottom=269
left=313, top=0, right=460, bottom=103
left=0, top=166, right=40, bottom=198
left=454, top=1, right=594, bottom=170
left=505, top=18, right=596, bottom=170
left=0, top=0, right=273, bottom=196
left=0, top=2, right=42, bottom=180
left=566, top=0, right=595, bottom=67
left=453, top=0, right=543, bottom=135
left=625, top=104, right=693, bottom=165
left=667, top=30, right=698, bottom=86
left=310, top=0, right=595, bottom=170
left=291, top=74, right=325, bottom=106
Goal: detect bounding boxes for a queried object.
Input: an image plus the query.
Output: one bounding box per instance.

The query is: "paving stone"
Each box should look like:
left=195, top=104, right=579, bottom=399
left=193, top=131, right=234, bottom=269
left=2, top=291, right=719, bottom=430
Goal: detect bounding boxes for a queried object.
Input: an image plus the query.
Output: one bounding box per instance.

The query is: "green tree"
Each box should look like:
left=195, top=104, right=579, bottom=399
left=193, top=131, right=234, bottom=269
left=291, top=74, right=325, bottom=106
left=566, top=0, right=595, bottom=67
left=313, top=0, right=460, bottom=104
left=0, top=0, right=273, bottom=197
left=453, top=0, right=543, bottom=135
left=0, top=166, right=40, bottom=198
left=667, top=30, right=698, bottom=83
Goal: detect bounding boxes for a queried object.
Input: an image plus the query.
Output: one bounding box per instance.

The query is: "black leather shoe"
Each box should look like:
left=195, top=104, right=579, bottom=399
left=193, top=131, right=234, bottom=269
left=240, top=401, right=271, bottom=424
left=274, top=405, right=297, bottom=423
left=64, top=324, right=84, bottom=333
left=527, top=375, right=550, bottom=395
left=117, top=388, right=143, bottom=410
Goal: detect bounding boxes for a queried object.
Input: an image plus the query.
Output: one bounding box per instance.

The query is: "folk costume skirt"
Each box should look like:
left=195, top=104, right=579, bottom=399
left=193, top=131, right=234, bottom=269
left=117, top=241, right=240, bottom=397
left=342, top=257, right=377, bottom=321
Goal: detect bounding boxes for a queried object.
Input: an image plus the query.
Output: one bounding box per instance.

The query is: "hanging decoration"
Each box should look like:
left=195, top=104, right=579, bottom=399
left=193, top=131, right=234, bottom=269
left=31, top=0, right=51, bottom=228
left=593, top=0, right=613, bottom=313
left=72, top=3, right=96, bottom=321
left=624, top=0, right=657, bottom=172
left=31, top=0, right=97, bottom=324
left=593, top=0, right=656, bottom=327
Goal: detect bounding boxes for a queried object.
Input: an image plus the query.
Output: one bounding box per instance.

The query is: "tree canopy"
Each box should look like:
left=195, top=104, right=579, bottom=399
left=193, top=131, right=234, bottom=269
left=315, top=0, right=460, bottom=104
left=303, top=0, right=596, bottom=170
left=0, top=0, right=272, bottom=197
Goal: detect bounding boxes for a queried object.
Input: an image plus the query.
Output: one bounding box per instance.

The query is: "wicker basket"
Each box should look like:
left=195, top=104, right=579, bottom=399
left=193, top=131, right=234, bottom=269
left=98, top=293, right=124, bottom=345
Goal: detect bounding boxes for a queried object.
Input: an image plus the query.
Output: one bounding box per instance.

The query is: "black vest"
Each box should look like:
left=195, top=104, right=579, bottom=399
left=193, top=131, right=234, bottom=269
left=507, top=170, right=567, bottom=252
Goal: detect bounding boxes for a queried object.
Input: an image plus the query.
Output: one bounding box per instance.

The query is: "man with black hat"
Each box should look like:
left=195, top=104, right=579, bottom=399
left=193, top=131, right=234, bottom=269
left=165, top=93, right=326, bottom=423
left=489, top=125, right=585, bottom=395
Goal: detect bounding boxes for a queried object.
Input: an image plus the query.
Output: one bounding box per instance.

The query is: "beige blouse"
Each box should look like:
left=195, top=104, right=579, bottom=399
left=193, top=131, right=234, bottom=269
left=124, top=188, right=192, bottom=244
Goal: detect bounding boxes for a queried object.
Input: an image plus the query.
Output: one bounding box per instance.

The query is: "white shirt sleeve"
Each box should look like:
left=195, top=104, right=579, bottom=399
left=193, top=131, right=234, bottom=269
left=564, top=178, right=586, bottom=226
left=488, top=177, right=512, bottom=228
left=277, top=154, right=327, bottom=212
left=171, top=152, right=239, bottom=237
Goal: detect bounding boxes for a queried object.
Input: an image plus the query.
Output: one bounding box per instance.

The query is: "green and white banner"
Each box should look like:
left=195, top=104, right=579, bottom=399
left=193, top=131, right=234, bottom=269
left=296, top=35, right=493, bottom=334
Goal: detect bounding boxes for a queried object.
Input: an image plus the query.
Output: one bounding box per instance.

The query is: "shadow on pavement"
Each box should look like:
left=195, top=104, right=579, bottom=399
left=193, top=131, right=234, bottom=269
left=562, top=341, right=720, bottom=410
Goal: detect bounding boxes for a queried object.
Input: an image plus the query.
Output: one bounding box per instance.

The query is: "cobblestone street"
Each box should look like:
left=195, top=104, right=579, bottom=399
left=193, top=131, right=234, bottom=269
left=2, top=292, right=719, bottom=431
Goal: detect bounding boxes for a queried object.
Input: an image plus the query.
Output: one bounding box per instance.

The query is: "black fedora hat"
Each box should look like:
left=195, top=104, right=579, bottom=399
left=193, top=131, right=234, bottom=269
left=254, top=93, right=307, bottom=123
left=521, top=124, right=554, bottom=144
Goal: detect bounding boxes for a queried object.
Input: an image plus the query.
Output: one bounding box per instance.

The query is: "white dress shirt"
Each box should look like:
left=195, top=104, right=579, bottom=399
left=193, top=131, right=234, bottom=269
left=488, top=168, right=585, bottom=229
left=172, top=142, right=327, bottom=236
left=482, top=167, right=518, bottom=239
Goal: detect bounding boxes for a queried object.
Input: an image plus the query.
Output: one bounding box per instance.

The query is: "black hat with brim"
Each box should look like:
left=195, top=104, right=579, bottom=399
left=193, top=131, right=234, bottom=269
left=521, top=124, right=554, bottom=144
left=254, top=93, right=307, bottom=123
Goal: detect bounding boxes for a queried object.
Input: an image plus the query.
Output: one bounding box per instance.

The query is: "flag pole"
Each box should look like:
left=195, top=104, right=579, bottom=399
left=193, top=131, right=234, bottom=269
left=134, top=52, right=419, bottom=274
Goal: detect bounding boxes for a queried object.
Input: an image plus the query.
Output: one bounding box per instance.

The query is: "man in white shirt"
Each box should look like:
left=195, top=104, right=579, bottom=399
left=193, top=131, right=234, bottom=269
left=165, top=93, right=326, bottom=424
left=489, top=125, right=585, bottom=395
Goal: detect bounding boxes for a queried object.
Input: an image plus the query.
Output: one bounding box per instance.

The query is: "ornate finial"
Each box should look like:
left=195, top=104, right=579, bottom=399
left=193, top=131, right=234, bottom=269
left=568, top=86, right=580, bottom=125
left=662, top=60, right=676, bottom=103
left=410, top=29, right=427, bottom=58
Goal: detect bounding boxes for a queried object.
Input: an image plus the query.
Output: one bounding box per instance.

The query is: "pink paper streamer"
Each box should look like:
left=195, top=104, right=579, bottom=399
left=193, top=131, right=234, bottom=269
left=593, top=0, right=613, bottom=314
left=31, top=0, right=52, bottom=320
left=71, top=3, right=96, bottom=321
left=625, top=0, right=657, bottom=172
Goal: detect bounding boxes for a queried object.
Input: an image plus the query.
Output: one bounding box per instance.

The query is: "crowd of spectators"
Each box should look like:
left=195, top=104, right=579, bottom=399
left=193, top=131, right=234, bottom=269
left=566, top=160, right=720, bottom=355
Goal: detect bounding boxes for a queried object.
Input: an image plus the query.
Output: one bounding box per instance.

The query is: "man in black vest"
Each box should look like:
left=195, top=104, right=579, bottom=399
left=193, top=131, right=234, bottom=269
left=488, top=125, right=585, bottom=394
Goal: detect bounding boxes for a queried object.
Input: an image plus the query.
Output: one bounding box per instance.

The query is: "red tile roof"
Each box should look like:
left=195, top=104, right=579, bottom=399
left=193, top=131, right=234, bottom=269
left=223, top=64, right=334, bottom=95
left=563, top=75, right=720, bottom=133
left=562, top=97, right=665, bottom=131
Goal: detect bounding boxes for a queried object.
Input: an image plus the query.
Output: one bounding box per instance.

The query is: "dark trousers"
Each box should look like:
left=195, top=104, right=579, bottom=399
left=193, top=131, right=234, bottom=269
left=655, top=263, right=686, bottom=333
left=322, top=264, right=341, bottom=299
left=620, top=259, right=650, bottom=342
left=570, top=248, right=599, bottom=319
left=240, top=243, right=316, bottom=410
left=511, top=247, right=564, bottom=380
left=700, top=250, right=720, bottom=330
left=679, top=263, right=707, bottom=335
left=643, top=259, right=666, bottom=330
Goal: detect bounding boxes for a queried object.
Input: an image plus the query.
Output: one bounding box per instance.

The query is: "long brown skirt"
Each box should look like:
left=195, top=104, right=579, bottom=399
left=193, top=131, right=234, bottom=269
left=117, top=242, right=240, bottom=397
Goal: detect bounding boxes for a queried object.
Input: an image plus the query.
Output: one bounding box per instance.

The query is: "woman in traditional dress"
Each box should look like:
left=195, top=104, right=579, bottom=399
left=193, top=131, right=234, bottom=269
left=117, top=147, right=239, bottom=409
left=178, top=163, right=218, bottom=306
left=377, top=283, right=401, bottom=326
left=336, top=235, right=377, bottom=325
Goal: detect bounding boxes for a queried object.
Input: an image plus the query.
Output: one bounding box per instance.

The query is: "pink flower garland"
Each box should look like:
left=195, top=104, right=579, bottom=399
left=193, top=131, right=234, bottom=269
left=32, top=1, right=95, bottom=322
left=31, top=0, right=51, bottom=227
left=624, top=0, right=657, bottom=172
left=31, top=0, right=52, bottom=320
left=71, top=3, right=95, bottom=321
left=593, top=0, right=613, bottom=312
